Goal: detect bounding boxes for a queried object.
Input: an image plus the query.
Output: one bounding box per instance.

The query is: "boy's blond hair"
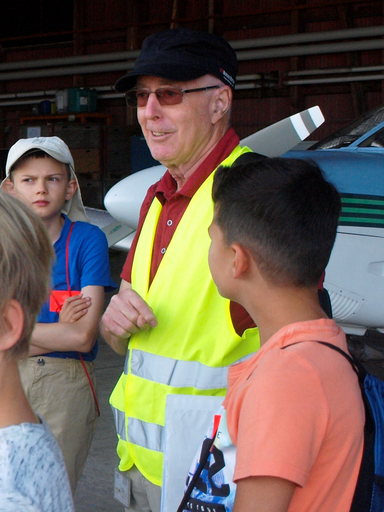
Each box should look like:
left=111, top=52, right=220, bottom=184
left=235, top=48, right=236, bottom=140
left=0, top=190, right=54, bottom=358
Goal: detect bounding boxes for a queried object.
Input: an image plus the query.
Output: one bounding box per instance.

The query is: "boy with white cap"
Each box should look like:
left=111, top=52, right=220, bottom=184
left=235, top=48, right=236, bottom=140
left=2, top=136, right=115, bottom=493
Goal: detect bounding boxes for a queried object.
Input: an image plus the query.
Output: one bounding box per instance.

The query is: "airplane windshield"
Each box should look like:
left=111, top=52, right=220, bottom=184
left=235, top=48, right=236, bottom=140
left=311, top=104, right=384, bottom=149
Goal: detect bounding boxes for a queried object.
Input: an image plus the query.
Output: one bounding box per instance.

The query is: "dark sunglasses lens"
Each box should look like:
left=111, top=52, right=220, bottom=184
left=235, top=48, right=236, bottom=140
left=136, top=91, right=150, bottom=107
left=125, top=91, right=141, bottom=107
left=125, top=88, right=184, bottom=107
left=158, top=88, right=183, bottom=105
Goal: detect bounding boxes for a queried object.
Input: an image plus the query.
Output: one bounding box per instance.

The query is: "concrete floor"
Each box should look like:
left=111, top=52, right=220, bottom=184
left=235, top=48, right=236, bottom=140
left=74, top=249, right=127, bottom=512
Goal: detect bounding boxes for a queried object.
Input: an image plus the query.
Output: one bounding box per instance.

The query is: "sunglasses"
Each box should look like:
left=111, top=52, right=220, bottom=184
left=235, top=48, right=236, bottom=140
left=125, top=85, right=220, bottom=108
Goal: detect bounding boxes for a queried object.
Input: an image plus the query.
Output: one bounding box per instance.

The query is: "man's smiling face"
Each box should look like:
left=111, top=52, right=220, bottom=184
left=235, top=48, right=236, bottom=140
left=136, top=75, right=222, bottom=174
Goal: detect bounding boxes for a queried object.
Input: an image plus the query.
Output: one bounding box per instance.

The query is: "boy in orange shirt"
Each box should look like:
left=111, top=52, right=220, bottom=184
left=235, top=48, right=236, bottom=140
left=182, top=157, right=365, bottom=512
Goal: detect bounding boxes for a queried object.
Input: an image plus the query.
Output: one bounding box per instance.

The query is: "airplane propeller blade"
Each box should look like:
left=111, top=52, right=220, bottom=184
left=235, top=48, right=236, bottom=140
left=241, top=106, right=324, bottom=157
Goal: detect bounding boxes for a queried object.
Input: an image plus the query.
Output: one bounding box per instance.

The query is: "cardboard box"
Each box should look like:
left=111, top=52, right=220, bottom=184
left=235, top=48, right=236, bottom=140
left=55, top=124, right=100, bottom=149
left=71, top=148, right=100, bottom=174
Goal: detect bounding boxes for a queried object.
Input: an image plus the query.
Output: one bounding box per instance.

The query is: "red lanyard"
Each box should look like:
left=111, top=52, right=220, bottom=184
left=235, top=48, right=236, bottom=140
left=65, top=221, right=101, bottom=417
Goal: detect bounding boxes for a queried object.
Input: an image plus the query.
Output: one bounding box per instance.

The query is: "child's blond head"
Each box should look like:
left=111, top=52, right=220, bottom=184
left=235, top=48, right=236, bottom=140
left=0, top=190, right=54, bottom=358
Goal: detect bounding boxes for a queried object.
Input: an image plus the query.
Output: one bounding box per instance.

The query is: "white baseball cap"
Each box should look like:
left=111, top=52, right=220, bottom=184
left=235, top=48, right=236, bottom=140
left=2, top=136, right=88, bottom=223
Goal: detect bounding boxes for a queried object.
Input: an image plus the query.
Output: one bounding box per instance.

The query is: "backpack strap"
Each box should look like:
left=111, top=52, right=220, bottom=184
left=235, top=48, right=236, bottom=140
left=283, top=340, right=362, bottom=380
left=283, top=340, right=375, bottom=512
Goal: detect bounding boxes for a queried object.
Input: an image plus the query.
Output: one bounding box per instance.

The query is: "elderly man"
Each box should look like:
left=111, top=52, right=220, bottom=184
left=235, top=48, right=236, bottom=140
left=101, top=28, right=260, bottom=512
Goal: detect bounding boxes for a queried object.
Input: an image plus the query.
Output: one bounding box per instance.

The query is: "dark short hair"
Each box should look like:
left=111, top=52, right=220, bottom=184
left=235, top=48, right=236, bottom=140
left=212, top=157, right=341, bottom=287
left=9, top=149, right=71, bottom=181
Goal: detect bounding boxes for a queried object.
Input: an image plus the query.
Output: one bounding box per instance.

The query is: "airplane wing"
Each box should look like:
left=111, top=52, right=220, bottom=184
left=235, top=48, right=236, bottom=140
left=103, top=105, right=325, bottom=244
left=85, top=206, right=136, bottom=250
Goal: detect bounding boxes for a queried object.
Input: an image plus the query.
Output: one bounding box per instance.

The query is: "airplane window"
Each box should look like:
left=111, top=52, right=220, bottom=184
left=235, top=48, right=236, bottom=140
left=359, top=127, right=384, bottom=148
left=312, top=105, right=384, bottom=150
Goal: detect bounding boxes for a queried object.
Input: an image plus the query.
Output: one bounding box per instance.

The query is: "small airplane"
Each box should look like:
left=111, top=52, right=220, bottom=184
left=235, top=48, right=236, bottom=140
left=285, top=104, right=384, bottom=339
left=90, top=104, right=384, bottom=338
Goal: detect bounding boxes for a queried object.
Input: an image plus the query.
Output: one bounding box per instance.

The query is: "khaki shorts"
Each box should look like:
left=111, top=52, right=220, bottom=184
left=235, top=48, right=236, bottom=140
left=19, top=356, right=98, bottom=493
left=121, top=466, right=162, bottom=512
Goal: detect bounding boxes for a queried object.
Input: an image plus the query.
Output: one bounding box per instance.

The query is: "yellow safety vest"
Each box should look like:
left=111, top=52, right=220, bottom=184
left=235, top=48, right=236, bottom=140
left=110, top=145, right=260, bottom=485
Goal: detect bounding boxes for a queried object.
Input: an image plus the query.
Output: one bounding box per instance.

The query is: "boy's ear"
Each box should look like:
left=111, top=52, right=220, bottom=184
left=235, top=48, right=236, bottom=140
left=1, top=179, right=15, bottom=196
left=0, top=300, right=24, bottom=352
left=65, top=179, right=77, bottom=201
left=231, top=243, right=251, bottom=279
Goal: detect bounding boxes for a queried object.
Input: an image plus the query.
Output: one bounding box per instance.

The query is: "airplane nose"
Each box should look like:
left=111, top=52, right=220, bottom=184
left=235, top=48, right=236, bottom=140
left=104, top=165, right=166, bottom=229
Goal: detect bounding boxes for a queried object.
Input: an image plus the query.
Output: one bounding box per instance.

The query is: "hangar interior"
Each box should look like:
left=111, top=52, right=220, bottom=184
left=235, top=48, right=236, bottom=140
left=2, top=3, right=383, bottom=509
left=1, top=0, right=383, bottom=207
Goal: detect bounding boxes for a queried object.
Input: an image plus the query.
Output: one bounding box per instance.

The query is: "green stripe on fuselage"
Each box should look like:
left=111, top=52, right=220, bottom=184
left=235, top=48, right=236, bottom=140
left=339, top=194, right=384, bottom=227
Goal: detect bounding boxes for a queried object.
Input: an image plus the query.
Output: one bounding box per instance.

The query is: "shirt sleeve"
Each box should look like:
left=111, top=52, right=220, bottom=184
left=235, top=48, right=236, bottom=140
left=0, top=492, right=39, bottom=512
left=231, top=348, right=329, bottom=487
left=75, top=224, right=116, bottom=291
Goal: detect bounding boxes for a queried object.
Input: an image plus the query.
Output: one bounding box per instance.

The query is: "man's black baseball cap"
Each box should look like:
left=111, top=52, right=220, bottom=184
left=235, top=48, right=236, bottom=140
left=114, top=28, right=238, bottom=92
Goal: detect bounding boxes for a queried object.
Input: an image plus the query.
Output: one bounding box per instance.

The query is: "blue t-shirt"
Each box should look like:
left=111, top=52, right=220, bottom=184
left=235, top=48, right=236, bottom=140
left=38, top=215, right=116, bottom=361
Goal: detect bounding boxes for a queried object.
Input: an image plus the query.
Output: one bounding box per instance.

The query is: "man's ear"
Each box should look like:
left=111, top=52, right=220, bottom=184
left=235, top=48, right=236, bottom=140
left=231, top=243, right=250, bottom=279
left=211, top=86, right=232, bottom=124
left=1, top=179, right=15, bottom=196
left=65, top=179, right=77, bottom=201
left=0, top=300, right=24, bottom=352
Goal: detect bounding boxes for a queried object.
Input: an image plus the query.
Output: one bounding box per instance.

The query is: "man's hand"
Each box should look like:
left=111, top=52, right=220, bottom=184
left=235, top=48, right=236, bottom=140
left=100, top=280, right=158, bottom=355
left=59, top=294, right=92, bottom=323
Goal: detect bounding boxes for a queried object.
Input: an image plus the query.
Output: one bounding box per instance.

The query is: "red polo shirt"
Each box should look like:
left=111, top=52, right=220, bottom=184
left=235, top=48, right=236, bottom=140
left=121, top=127, right=255, bottom=336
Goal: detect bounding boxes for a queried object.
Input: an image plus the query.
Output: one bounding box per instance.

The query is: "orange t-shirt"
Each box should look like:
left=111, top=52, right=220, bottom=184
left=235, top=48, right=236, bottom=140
left=223, top=318, right=364, bottom=511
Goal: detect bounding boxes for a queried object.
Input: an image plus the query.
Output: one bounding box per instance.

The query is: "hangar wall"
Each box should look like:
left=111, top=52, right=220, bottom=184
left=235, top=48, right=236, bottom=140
left=0, top=0, right=382, bottom=201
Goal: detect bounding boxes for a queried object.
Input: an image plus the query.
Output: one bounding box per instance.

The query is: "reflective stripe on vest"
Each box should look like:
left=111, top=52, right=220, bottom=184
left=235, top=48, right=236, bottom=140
left=112, top=405, right=126, bottom=441
left=110, top=145, right=260, bottom=485
left=129, top=349, right=230, bottom=389
left=128, top=417, right=164, bottom=452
